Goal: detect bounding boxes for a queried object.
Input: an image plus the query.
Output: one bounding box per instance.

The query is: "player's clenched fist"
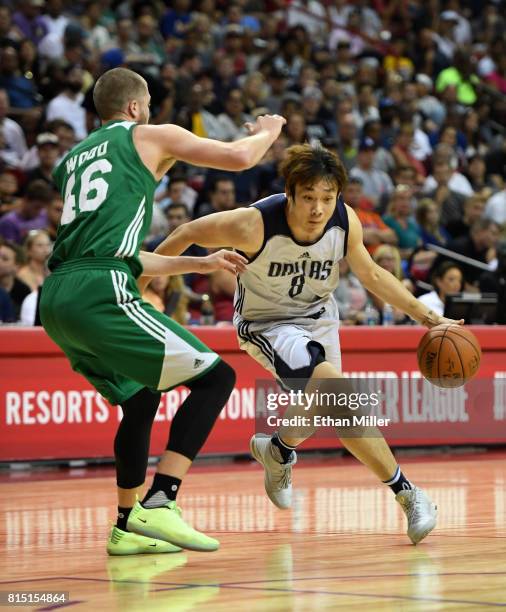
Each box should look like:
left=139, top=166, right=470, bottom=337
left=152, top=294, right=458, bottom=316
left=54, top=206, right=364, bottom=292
left=245, top=114, right=286, bottom=138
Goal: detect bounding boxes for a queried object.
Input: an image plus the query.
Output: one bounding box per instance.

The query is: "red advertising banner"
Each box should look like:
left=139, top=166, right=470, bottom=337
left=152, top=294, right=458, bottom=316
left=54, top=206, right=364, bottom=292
left=1, top=326, right=505, bottom=461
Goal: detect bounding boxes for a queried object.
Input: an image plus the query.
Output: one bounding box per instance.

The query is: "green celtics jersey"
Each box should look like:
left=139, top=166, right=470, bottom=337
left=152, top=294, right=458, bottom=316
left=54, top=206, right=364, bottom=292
left=50, top=120, right=158, bottom=277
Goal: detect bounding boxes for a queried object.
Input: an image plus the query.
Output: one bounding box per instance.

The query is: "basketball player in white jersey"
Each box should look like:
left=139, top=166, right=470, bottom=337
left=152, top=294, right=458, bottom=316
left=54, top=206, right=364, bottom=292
left=147, top=144, right=463, bottom=544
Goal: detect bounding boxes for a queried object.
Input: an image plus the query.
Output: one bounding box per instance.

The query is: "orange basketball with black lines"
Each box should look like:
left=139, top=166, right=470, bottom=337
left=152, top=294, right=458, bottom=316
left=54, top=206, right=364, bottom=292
left=417, top=324, right=481, bottom=388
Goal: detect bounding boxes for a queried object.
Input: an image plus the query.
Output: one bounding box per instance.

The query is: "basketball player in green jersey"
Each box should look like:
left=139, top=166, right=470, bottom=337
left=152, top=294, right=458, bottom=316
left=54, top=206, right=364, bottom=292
left=40, top=67, right=286, bottom=555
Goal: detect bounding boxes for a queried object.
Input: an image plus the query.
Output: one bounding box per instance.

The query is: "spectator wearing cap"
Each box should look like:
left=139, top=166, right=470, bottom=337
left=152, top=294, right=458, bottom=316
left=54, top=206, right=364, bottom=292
left=24, top=132, right=59, bottom=189
left=440, top=8, right=472, bottom=47
left=0, top=180, right=52, bottom=244
left=12, top=0, right=48, bottom=45
left=349, top=137, right=394, bottom=208
left=216, top=88, right=253, bottom=142
left=383, top=185, right=422, bottom=257
left=434, top=12, right=459, bottom=61
left=46, top=66, right=87, bottom=141
left=0, top=89, right=28, bottom=166
left=344, top=177, right=397, bottom=254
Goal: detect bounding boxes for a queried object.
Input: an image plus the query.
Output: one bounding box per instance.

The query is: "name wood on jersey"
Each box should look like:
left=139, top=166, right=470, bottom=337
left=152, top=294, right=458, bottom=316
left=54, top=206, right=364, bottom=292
left=268, top=259, right=333, bottom=281
left=65, top=141, right=109, bottom=175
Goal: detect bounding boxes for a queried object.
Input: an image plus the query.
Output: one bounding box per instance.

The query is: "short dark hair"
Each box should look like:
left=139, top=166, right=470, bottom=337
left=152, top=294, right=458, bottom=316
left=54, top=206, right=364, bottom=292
left=166, top=202, right=190, bottom=217
left=0, top=240, right=25, bottom=265
left=93, top=67, right=147, bottom=121
left=431, top=260, right=462, bottom=287
left=24, top=180, right=54, bottom=203
left=279, top=144, right=348, bottom=200
left=210, top=174, right=234, bottom=192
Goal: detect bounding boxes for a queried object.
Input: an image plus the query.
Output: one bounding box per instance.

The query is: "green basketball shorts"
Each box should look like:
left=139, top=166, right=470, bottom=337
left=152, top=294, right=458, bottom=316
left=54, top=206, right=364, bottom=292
left=40, top=258, right=220, bottom=405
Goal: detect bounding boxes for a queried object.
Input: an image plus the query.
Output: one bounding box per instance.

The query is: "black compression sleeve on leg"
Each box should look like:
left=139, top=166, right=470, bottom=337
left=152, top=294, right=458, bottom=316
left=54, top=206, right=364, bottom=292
left=166, top=360, right=236, bottom=461
left=114, top=387, right=161, bottom=489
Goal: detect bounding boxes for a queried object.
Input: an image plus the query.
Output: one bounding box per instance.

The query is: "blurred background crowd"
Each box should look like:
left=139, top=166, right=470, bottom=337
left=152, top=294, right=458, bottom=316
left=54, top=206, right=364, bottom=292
left=0, top=0, right=505, bottom=326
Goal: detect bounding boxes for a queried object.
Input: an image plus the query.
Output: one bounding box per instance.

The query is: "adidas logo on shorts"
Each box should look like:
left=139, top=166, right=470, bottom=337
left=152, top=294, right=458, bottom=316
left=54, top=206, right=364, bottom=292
left=194, top=358, right=205, bottom=368
left=298, top=251, right=310, bottom=259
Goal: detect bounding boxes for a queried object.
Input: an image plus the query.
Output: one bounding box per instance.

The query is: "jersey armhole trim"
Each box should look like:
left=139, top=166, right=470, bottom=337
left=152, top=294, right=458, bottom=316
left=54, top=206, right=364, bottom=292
left=129, top=124, right=159, bottom=187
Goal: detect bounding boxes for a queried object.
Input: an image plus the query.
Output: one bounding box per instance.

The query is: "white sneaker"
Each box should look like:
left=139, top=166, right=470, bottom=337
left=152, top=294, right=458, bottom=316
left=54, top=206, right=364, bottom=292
left=250, top=434, right=297, bottom=509
left=396, top=487, right=437, bottom=545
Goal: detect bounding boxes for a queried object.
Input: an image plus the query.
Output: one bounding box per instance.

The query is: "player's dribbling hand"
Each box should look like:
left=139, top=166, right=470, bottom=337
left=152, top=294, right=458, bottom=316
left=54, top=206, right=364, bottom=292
left=201, top=250, right=248, bottom=274
left=245, top=114, right=286, bottom=137
left=420, top=311, right=465, bottom=329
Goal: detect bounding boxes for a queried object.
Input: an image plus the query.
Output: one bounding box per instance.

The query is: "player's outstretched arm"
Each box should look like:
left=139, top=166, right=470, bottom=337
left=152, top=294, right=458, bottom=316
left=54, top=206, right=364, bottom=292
left=137, top=208, right=262, bottom=293
left=154, top=208, right=261, bottom=256
left=345, top=206, right=463, bottom=328
left=141, top=115, right=286, bottom=172
left=139, top=250, right=247, bottom=278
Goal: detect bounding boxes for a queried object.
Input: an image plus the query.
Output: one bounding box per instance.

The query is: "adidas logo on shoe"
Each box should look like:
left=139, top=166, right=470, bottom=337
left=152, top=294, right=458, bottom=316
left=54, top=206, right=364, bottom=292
left=298, top=251, right=310, bottom=259
left=194, top=358, right=205, bottom=368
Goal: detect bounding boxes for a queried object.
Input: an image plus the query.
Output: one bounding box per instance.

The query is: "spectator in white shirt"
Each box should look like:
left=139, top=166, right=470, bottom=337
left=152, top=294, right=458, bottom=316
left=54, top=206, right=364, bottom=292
left=0, top=88, right=28, bottom=165
left=418, top=261, right=464, bottom=316
left=485, top=190, right=506, bottom=226
left=46, top=66, right=87, bottom=141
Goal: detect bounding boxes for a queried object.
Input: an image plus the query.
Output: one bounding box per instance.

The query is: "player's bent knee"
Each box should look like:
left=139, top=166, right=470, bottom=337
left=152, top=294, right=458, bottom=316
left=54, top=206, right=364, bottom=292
left=187, top=359, right=236, bottom=395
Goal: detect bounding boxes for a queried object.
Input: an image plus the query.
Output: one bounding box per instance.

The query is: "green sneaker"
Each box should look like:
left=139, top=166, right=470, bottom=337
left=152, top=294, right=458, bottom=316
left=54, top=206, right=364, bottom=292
left=106, top=525, right=183, bottom=556
left=127, top=501, right=220, bottom=552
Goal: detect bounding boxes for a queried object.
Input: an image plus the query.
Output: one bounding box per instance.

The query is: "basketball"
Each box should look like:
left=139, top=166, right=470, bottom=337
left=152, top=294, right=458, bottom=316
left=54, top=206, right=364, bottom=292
left=417, top=324, right=481, bottom=388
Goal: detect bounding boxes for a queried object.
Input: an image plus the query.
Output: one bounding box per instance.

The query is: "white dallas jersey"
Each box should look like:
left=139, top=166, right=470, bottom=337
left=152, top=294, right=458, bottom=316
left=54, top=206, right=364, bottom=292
left=234, top=193, right=349, bottom=321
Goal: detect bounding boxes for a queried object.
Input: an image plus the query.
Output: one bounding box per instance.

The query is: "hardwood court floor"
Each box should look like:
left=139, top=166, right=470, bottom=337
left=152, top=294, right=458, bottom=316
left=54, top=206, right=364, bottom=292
left=1, top=451, right=505, bottom=611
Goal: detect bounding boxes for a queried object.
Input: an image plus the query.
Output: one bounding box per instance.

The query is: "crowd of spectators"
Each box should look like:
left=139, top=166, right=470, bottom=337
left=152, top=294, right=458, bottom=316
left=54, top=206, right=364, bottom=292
left=0, top=0, right=505, bottom=325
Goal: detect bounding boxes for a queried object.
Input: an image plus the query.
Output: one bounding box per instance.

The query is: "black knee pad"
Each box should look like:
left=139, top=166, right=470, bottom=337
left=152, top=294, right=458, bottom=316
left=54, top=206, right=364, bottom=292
left=187, top=359, right=236, bottom=394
